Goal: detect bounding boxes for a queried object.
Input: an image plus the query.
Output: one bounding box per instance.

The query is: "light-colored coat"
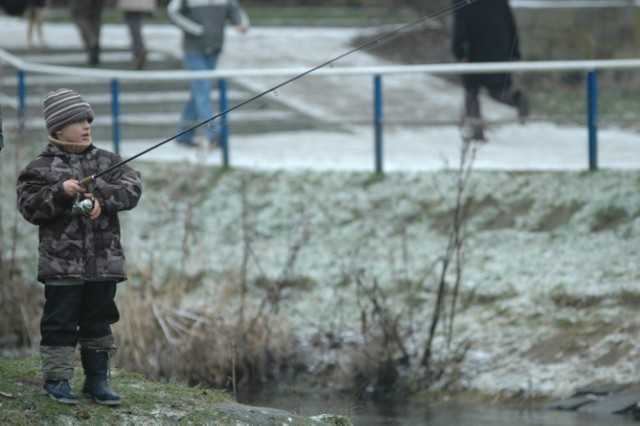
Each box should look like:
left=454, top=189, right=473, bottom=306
left=168, top=0, right=249, bottom=55
left=117, top=0, right=157, bottom=13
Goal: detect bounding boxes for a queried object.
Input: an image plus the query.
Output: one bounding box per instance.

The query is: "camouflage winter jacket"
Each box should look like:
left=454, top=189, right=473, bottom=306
left=16, top=143, right=142, bottom=284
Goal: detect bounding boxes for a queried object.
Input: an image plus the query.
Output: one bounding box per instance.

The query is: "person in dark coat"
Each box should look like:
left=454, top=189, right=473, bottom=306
left=17, top=88, right=142, bottom=406
left=452, top=0, right=529, bottom=141
left=0, top=0, right=27, bottom=16
left=71, top=0, right=106, bottom=66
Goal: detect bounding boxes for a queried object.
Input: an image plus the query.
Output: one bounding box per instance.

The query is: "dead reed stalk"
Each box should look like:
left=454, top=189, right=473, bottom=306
left=421, top=137, right=477, bottom=367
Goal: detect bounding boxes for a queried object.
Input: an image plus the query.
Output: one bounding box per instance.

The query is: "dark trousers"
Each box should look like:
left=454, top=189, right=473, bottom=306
left=464, top=86, right=521, bottom=120
left=40, top=282, right=119, bottom=347
left=71, top=0, right=106, bottom=64
left=123, top=11, right=145, bottom=57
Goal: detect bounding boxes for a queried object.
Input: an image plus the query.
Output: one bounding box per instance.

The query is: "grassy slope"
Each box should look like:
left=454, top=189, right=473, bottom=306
left=0, top=356, right=349, bottom=426
left=129, top=164, right=640, bottom=398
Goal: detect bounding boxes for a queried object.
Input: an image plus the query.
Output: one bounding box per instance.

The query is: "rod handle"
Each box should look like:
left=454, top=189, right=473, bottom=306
left=80, top=175, right=95, bottom=187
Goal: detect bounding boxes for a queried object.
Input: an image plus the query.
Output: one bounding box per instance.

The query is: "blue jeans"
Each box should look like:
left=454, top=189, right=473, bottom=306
left=178, top=51, right=220, bottom=143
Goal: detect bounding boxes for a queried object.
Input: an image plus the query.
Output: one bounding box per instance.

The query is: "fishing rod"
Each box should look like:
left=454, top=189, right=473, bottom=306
left=79, top=0, right=477, bottom=187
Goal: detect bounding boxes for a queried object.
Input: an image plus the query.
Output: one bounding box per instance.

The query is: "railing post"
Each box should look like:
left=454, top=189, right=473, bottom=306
left=218, top=78, right=229, bottom=167
left=373, top=74, right=383, bottom=174
left=587, top=70, right=598, bottom=171
left=111, top=79, right=121, bottom=155
left=18, top=70, right=26, bottom=138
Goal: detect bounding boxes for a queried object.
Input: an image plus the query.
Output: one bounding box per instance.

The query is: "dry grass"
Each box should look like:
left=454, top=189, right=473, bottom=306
left=0, top=129, right=43, bottom=354
left=114, top=278, right=296, bottom=393
left=0, top=274, right=42, bottom=351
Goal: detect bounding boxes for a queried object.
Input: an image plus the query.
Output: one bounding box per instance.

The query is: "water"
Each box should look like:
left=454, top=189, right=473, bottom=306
left=349, top=400, right=640, bottom=426
left=238, top=391, right=640, bottom=426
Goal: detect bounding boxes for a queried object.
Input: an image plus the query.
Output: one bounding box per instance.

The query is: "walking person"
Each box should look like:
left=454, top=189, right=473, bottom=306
left=117, top=0, right=157, bottom=70
left=16, top=88, right=142, bottom=405
left=168, top=0, right=249, bottom=148
left=452, top=0, right=529, bottom=141
left=71, top=0, right=106, bottom=66
left=26, top=0, right=48, bottom=49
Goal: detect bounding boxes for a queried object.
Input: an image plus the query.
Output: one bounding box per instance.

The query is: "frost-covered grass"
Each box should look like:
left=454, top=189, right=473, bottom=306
left=2, top=135, right=639, bottom=401
left=124, top=162, right=639, bottom=399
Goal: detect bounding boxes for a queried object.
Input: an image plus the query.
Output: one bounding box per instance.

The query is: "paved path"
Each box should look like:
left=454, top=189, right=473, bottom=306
left=0, top=17, right=638, bottom=172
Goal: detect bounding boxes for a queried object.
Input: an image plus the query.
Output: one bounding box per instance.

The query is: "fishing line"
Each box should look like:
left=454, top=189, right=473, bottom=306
left=80, top=0, right=478, bottom=186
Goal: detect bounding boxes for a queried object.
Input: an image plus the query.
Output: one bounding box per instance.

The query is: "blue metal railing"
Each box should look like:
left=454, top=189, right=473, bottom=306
left=373, top=74, right=384, bottom=174
left=218, top=78, right=229, bottom=167
left=111, top=79, right=121, bottom=155
left=14, top=69, right=606, bottom=172
left=17, top=70, right=25, bottom=138
left=8, top=55, right=637, bottom=173
left=587, top=70, right=598, bottom=170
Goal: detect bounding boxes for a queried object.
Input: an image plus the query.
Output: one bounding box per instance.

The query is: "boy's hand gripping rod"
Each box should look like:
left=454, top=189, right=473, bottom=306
left=78, top=1, right=474, bottom=188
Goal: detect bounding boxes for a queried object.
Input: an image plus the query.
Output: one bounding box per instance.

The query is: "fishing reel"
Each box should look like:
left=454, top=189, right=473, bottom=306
left=72, top=195, right=94, bottom=216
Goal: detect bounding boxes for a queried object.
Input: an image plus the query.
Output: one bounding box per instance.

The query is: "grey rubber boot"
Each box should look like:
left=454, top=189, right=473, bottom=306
left=81, top=349, right=122, bottom=405
left=40, top=346, right=78, bottom=405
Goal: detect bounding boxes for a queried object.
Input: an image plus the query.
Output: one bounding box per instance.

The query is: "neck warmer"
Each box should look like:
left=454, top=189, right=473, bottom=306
left=48, top=135, right=91, bottom=154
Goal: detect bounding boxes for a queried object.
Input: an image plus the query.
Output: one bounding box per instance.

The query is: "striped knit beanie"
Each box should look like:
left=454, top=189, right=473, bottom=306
left=43, top=88, right=94, bottom=135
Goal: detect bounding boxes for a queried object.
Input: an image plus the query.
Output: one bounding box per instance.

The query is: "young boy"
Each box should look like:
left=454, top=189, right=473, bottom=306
left=16, top=88, right=142, bottom=405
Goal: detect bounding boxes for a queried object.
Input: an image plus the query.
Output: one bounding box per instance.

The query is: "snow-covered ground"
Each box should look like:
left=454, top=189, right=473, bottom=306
left=2, top=13, right=639, bottom=402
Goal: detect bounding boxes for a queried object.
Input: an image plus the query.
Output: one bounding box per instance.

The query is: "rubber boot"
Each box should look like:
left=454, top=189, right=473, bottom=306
left=81, top=349, right=122, bottom=405
left=43, top=380, right=78, bottom=405
left=41, top=345, right=78, bottom=405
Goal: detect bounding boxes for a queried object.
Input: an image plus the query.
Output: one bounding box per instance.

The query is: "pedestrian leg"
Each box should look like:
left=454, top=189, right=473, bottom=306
left=488, top=86, right=529, bottom=123
left=464, top=87, right=485, bottom=141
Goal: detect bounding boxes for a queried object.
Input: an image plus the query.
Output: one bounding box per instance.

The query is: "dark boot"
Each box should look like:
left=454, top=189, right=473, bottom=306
left=43, top=380, right=79, bottom=405
left=134, top=50, right=147, bottom=70
left=41, top=345, right=77, bottom=405
left=88, top=43, right=100, bottom=66
left=462, top=117, right=486, bottom=142
left=515, top=90, right=530, bottom=124
left=81, top=349, right=122, bottom=405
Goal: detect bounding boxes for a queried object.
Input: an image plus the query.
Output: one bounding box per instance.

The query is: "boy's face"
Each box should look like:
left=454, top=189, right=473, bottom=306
left=55, top=119, right=91, bottom=143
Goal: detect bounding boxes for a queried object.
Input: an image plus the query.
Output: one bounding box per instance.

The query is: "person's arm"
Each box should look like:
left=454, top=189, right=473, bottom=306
left=17, top=163, right=74, bottom=225
left=236, top=8, right=249, bottom=33
left=228, top=0, right=249, bottom=33
left=167, top=0, right=203, bottom=36
left=451, top=1, right=470, bottom=61
left=91, top=154, right=142, bottom=214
